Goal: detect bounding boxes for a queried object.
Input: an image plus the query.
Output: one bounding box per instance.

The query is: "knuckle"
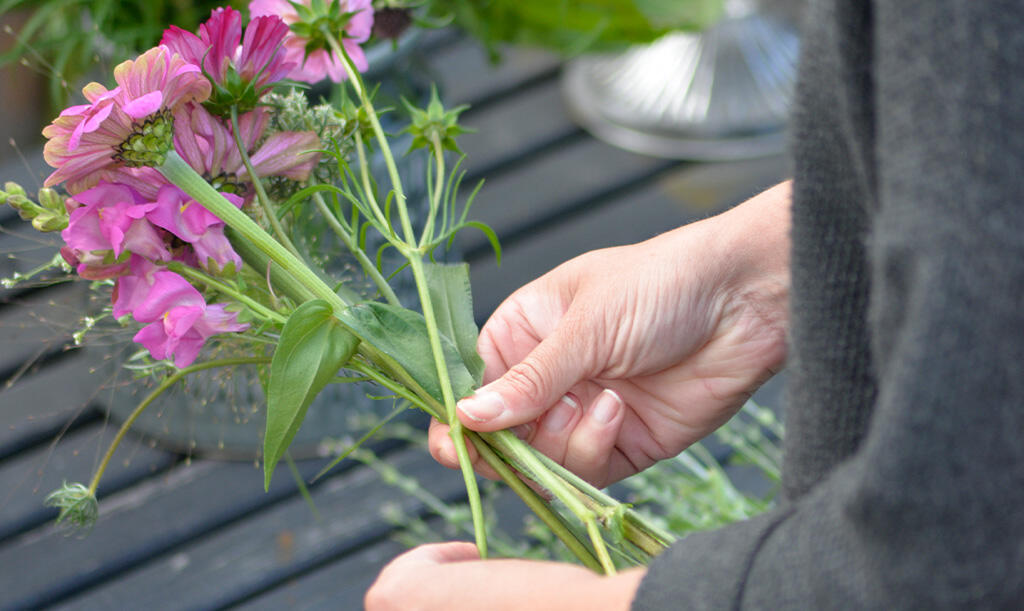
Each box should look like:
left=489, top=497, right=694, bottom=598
left=502, top=358, right=552, bottom=406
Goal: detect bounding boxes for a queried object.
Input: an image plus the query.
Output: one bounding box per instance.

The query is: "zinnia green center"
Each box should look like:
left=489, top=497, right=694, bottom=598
left=114, top=109, right=175, bottom=168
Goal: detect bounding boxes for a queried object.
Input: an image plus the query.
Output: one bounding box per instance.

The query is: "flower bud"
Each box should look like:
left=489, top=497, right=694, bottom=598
left=32, top=210, right=69, bottom=232
left=2, top=181, right=26, bottom=198
left=37, top=187, right=66, bottom=213
left=44, top=482, right=99, bottom=536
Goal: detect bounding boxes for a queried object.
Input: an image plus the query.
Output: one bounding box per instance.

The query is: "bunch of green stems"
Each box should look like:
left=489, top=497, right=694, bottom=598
left=87, top=28, right=674, bottom=573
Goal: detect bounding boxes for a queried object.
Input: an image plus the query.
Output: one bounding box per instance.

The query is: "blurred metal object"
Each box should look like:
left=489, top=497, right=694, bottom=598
left=561, top=0, right=799, bottom=160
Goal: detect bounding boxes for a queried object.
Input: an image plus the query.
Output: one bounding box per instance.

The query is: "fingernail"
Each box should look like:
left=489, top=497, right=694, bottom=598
left=458, top=390, right=506, bottom=422
left=513, top=422, right=534, bottom=440
left=542, top=395, right=579, bottom=432
left=590, top=389, right=622, bottom=424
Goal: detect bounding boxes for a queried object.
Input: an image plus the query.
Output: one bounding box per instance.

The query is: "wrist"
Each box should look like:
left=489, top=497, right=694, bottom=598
left=703, top=181, right=792, bottom=369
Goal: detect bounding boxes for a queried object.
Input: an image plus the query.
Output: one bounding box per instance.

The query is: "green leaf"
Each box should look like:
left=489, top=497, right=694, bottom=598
left=264, top=300, right=359, bottom=490
left=424, top=262, right=485, bottom=386
left=337, top=302, right=477, bottom=403
left=632, top=0, right=724, bottom=30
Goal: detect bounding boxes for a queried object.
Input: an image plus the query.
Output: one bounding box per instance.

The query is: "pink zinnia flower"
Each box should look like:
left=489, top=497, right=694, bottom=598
left=60, top=182, right=170, bottom=278
left=130, top=269, right=248, bottom=367
left=162, top=7, right=294, bottom=114
left=43, top=46, right=211, bottom=193
left=112, top=104, right=321, bottom=204
left=249, top=0, right=374, bottom=83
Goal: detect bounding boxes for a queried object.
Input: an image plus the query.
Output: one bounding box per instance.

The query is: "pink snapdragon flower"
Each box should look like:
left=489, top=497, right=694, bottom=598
left=129, top=269, right=249, bottom=367
left=162, top=7, right=295, bottom=114
left=249, top=0, right=374, bottom=83
left=147, top=184, right=244, bottom=271
left=60, top=182, right=170, bottom=278
left=112, top=257, right=161, bottom=319
left=43, top=46, right=211, bottom=193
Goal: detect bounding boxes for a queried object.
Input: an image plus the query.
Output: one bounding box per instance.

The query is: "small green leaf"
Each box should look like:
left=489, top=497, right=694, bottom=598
left=337, top=301, right=477, bottom=403
left=424, top=262, right=485, bottom=385
left=264, top=300, right=359, bottom=490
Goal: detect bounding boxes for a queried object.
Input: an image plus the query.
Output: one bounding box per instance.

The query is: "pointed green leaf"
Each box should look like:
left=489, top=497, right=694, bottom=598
left=264, top=299, right=359, bottom=490
left=337, top=301, right=477, bottom=403
left=424, top=262, right=485, bottom=385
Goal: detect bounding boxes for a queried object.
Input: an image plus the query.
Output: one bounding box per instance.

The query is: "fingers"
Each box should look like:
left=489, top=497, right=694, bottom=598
left=456, top=321, right=590, bottom=432
left=563, top=389, right=626, bottom=487
left=405, top=541, right=481, bottom=565
left=428, top=418, right=502, bottom=480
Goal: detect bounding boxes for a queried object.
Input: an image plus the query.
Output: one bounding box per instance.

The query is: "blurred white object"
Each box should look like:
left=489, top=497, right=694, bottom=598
left=562, top=0, right=799, bottom=160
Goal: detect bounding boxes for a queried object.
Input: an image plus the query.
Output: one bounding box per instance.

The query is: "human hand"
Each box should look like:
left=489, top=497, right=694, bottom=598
left=430, top=182, right=791, bottom=487
left=364, top=542, right=644, bottom=610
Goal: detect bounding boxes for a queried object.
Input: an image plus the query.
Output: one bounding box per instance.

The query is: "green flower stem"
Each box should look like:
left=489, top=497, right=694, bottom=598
left=229, top=105, right=303, bottom=260
left=86, top=356, right=271, bottom=496
left=311, top=189, right=401, bottom=307
left=419, top=133, right=446, bottom=249
left=466, top=432, right=604, bottom=572
left=484, top=427, right=675, bottom=554
left=160, top=151, right=349, bottom=313
left=224, top=227, right=317, bottom=304
left=325, top=28, right=416, bottom=246
left=352, top=131, right=391, bottom=232
left=167, top=262, right=287, bottom=325
left=406, top=253, right=489, bottom=557
left=483, top=429, right=617, bottom=573
left=327, top=29, right=489, bottom=557
left=163, top=153, right=413, bottom=403
left=528, top=444, right=676, bottom=550
left=347, top=360, right=441, bottom=420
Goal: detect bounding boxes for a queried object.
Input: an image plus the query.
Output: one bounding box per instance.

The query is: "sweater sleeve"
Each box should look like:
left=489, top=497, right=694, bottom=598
left=633, top=1, right=1024, bottom=608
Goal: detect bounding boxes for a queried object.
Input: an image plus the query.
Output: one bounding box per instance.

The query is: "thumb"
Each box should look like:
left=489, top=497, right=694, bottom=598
left=456, top=326, right=588, bottom=432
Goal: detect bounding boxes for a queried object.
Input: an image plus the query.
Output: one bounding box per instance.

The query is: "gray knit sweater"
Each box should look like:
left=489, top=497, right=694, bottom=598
left=633, top=1, right=1024, bottom=608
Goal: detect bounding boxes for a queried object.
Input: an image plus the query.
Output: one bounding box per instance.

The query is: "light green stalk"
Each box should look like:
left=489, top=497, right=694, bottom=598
left=87, top=356, right=271, bottom=496
left=323, top=26, right=489, bottom=558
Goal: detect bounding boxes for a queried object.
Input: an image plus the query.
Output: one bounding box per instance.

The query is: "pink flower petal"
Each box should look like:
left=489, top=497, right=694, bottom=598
left=122, top=91, right=165, bottom=119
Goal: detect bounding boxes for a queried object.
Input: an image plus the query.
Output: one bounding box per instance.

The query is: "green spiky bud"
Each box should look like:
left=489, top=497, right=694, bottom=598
left=44, top=482, right=99, bottom=536
left=402, top=86, right=473, bottom=155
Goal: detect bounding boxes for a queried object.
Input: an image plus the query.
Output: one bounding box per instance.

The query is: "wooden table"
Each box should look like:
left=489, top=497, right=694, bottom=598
left=0, top=31, right=788, bottom=610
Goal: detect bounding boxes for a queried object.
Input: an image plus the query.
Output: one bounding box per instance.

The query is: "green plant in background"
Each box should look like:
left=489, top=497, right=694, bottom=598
left=425, top=0, right=725, bottom=58
left=1, top=0, right=725, bottom=116
left=0, top=0, right=246, bottom=112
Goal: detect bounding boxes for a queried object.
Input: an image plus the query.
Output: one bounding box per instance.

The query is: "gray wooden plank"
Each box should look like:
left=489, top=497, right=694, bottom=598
left=233, top=538, right=408, bottom=611
left=0, top=452, right=351, bottom=610
left=468, top=155, right=789, bottom=318
left=0, top=150, right=50, bottom=226
left=454, top=136, right=676, bottom=254
left=0, top=217, right=67, bottom=301
left=0, top=282, right=89, bottom=376
left=0, top=351, right=106, bottom=458
left=52, top=446, right=466, bottom=611
left=457, top=82, right=579, bottom=180
left=0, top=421, right=175, bottom=543
left=428, top=38, right=562, bottom=108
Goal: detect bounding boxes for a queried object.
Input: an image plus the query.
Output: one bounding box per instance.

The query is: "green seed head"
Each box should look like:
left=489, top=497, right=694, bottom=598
left=114, top=109, right=175, bottom=168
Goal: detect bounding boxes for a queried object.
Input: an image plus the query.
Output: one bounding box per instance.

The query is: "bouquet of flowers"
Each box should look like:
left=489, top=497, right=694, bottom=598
left=1, top=0, right=680, bottom=574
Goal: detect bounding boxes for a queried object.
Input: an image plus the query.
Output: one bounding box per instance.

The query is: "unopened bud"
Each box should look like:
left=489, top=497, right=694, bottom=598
left=37, top=187, right=65, bottom=213
left=32, top=211, right=69, bottom=232
left=3, top=181, right=26, bottom=198
left=5, top=193, right=43, bottom=221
